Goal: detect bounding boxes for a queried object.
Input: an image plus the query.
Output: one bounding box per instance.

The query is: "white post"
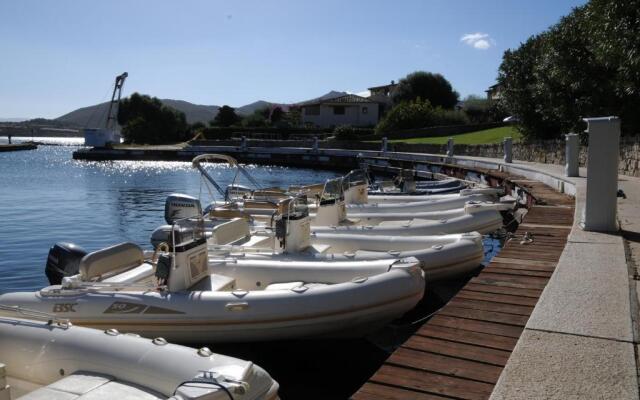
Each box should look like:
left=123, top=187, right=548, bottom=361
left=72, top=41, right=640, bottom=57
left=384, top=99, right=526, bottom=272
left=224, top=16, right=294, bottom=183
left=381, top=137, right=388, bottom=154
left=313, top=136, right=319, bottom=152
left=582, top=116, right=620, bottom=232
left=241, top=136, right=247, bottom=152
left=446, top=137, right=454, bottom=157
left=565, top=133, right=579, bottom=177
left=503, top=137, right=513, bottom=163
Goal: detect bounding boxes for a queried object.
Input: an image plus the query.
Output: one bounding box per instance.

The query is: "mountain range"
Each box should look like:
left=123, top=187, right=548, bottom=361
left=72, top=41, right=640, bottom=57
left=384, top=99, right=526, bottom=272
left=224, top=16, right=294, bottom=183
left=54, top=91, right=349, bottom=127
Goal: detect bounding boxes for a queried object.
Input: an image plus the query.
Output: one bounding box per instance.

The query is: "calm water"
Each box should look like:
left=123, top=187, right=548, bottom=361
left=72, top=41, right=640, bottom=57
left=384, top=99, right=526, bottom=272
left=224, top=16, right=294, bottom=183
left=0, top=140, right=339, bottom=293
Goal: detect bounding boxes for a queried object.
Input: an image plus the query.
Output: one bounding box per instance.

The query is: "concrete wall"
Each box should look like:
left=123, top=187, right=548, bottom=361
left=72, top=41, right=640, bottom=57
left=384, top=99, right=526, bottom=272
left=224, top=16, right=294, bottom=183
left=302, top=103, right=378, bottom=128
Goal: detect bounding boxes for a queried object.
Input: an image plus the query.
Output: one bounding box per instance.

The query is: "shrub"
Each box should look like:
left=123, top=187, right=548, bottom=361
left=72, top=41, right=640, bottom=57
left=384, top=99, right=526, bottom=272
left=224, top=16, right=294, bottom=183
left=333, top=125, right=359, bottom=141
left=375, top=99, right=469, bottom=134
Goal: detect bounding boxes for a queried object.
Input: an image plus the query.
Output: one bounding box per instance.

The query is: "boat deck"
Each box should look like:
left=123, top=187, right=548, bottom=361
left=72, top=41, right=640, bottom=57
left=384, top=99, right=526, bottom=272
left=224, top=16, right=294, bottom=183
left=352, top=180, right=575, bottom=400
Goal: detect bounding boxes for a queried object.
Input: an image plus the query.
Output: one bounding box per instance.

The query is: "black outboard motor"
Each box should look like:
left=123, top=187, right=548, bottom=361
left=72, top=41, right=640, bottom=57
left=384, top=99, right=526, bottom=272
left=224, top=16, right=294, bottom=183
left=45, top=242, right=88, bottom=285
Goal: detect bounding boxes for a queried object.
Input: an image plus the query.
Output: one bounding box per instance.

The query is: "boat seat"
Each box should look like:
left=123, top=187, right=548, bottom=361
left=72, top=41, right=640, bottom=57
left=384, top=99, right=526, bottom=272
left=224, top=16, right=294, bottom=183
left=241, top=235, right=272, bottom=248
left=16, top=372, right=162, bottom=400
left=210, top=218, right=250, bottom=245
left=190, top=274, right=236, bottom=291
left=264, top=281, right=304, bottom=291
left=79, top=243, right=144, bottom=281
left=102, top=263, right=154, bottom=284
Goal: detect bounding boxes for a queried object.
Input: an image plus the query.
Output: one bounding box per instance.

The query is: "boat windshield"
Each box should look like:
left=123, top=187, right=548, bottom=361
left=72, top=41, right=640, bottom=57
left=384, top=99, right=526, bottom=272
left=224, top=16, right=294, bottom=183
left=170, top=216, right=207, bottom=247
left=343, top=169, right=368, bottom=188
left=319, top=178, right=344, bottom=205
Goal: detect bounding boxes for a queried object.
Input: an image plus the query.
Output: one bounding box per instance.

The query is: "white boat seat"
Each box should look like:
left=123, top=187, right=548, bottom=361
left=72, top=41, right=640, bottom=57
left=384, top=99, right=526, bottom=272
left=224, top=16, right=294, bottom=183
left=264, top=281, right=304, bottom=291
left=16, top=372, right=161, bottom=400
left=190, top=274, right=236, bottom=291
left=79, top=243, right=144, bottom=281
left=210, top=218, right=250, bottom=245
left=102, top=263, right=154, bottom=284
left=241, top=235, right=272, bottom=248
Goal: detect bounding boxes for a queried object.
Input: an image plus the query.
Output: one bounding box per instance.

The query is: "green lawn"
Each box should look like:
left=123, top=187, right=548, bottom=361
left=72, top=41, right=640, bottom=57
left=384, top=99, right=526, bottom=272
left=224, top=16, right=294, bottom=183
left=388, top=126, right=522, bottom=145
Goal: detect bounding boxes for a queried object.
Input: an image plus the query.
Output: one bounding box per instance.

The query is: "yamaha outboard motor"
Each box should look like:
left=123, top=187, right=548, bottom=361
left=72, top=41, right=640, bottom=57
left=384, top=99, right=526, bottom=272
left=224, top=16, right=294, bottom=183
left=45, top=242, right=88, bottom=285
left=164, top=194, right=202, bottom=224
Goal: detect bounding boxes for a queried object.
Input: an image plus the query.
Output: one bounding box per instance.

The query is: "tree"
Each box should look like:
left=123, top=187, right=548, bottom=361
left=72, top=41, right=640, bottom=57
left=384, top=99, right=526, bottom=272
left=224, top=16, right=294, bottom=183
left=270, top=107, right=284, bottom=124
left=117, top=93, right=189, bottom=144
left=393, top=71, right=459, bottom=109
left=498, top=0, right=640, bottom=139
left=211, top=105, right=240, bottom=127
left=242, top=107, right=269, bottom=127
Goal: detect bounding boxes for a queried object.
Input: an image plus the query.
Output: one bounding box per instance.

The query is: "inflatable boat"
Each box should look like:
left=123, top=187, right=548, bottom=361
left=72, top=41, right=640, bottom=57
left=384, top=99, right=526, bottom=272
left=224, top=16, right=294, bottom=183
left=0, top=306, right=279, bottom=399
left=369, top=177, right=468, bottom=196
left=198, top=197, right=485, bottom=281
left=0, top=225, right=424, bottom=344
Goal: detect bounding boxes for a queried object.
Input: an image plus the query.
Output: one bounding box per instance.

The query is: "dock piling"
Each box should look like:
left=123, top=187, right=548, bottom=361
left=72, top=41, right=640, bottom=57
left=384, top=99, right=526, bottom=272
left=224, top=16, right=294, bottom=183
left=581, top=116, right=620, bottom=231
left=565, top=133, right=579, bottom=177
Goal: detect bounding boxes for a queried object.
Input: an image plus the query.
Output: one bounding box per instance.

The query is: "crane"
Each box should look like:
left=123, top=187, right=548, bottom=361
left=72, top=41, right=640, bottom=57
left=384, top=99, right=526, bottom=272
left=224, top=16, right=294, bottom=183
left=105, top=72, right=128, bottom=131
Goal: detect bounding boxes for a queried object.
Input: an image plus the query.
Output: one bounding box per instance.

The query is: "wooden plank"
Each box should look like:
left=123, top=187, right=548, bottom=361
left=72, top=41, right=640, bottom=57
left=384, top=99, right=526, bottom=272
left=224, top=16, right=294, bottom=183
left=353, top=383, right=450, bottom=400
left=471, top=275, right=548, bottom=290
left=488, top=262, right=555, bottom=273
left=428, top=315, right=524, bottom=338
left=447, top=297, right=535, bottom=316
left=438, top=306, right=530, bottom=326
left=403, top=334, right=511, bottom=366
left=456, top=289, right=539, bottom=307
left=483, top=266, right=553, bottom=278
left=491, top=257, right=557, bottom=268
left=463, top=282, right=543, bottom=298
left=416, top=324, right=518, bottom=352
left=388, top=347, right=503, bottom=384
left=370, top=365, right=495, bottom=400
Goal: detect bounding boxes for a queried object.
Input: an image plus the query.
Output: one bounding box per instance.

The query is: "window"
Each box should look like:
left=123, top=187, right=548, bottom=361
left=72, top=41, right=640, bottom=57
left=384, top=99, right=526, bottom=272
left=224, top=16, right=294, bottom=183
left=362, top=106, right=368, bottom=114
left=333, top=106, right=345, bottom=115
left=304, top=106, right=320, bottom=116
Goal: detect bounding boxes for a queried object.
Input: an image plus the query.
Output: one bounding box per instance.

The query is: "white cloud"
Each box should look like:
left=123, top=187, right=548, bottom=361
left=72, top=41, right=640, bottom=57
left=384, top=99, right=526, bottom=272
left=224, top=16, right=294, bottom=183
left=461, top=32, right=495, bottom=50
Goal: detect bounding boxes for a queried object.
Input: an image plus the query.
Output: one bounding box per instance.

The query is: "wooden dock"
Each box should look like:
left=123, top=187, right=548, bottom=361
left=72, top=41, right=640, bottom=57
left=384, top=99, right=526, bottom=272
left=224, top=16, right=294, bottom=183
left=353, top=180, right=575, bottom=400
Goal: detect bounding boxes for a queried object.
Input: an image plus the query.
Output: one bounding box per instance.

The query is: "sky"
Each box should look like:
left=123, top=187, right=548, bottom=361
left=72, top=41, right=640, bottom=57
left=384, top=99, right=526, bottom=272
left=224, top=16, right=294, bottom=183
left=0, top=0, right=588, bottom=120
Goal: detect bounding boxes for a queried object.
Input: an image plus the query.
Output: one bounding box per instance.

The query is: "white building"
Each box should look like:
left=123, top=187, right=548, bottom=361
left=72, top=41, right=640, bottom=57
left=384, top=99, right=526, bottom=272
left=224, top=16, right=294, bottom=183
left=300, top=94, right=379, bottom=128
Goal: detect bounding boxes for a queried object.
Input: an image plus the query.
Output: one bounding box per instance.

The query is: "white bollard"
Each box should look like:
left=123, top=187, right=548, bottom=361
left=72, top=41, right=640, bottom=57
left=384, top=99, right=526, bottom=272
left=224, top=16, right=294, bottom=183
left=565, top=133, right=579, bottom=177
left=446, top=137, right=454, bottom=158
left=582, top=117, right=620, bottom=232
left=503, top=137, right=513, bottom=163
left=313, top=136, right=319, bottom=152
left=381, top=137, right=388, bottom=153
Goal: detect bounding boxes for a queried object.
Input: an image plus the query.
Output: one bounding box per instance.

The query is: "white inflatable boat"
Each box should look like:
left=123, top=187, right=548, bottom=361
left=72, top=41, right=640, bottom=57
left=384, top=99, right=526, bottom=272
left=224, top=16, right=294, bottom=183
left=199, top=198, right=485, bottom=281
left=0, top=306, right=279, bottom=399
left=0, top=225, right=424, bottom=344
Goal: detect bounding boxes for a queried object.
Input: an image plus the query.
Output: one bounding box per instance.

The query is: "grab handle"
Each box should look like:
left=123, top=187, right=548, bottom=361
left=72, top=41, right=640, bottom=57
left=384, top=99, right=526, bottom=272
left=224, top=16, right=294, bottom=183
left=225, top=302, right=249, bottom=311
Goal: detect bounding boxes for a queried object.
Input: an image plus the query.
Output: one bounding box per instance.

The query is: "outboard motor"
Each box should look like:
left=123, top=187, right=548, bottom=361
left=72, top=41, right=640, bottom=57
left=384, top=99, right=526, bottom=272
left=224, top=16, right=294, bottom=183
left=45, top=242, right=87, bottom=285
left=164, top=194, right=202, bottom=224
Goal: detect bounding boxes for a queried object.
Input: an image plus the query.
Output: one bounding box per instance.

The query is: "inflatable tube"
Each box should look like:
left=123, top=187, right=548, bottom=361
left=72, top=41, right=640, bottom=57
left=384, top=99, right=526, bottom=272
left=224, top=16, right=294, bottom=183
left=0, top=314, right=278, bottom=398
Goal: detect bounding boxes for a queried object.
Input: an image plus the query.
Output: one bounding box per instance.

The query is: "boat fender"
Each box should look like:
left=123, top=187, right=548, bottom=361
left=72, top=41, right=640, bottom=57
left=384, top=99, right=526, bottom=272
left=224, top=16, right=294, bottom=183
left=155, top=253, right=172, bottom=285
